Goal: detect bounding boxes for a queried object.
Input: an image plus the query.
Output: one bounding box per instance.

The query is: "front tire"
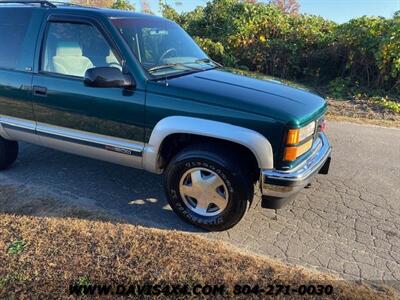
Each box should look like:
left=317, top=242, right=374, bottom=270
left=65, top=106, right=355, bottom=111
left=164, top=144, right=253, bottom=231
left=0, top=137, right=18, bottom=170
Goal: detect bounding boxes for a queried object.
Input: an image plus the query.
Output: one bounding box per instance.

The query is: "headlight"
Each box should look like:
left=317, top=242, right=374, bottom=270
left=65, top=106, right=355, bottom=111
left=286, top=121, right=316, bottom=145
left=284, top=121, right=316, bottom=161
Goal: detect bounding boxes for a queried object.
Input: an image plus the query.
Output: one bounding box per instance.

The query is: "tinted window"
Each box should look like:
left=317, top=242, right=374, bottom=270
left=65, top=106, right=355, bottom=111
left=42, top=22, right=121, bottom=77
left=0, top=9, right=33, bottom=70
left=112, top=18, right=211, bottom=76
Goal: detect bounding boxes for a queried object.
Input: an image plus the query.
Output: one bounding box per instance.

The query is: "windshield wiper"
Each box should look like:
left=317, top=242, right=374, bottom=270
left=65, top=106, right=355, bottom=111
left=148, top=63, right=202, bottom=74
left=195, top=58, right=223, bottom=68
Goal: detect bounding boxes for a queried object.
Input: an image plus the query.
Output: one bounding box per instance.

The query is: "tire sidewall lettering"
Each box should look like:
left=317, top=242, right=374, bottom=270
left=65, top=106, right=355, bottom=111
left=165, top=153, right=250, bottom=230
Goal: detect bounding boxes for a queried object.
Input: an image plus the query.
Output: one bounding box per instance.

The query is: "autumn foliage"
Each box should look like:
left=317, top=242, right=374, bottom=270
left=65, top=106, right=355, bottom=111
left=161, top=0, right=400, bottom=95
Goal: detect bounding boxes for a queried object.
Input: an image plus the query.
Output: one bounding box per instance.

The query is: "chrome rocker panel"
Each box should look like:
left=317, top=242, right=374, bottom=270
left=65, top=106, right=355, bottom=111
left=261, top=132, right=331, bottom=208
left=0, top=115, right=144, bottom=169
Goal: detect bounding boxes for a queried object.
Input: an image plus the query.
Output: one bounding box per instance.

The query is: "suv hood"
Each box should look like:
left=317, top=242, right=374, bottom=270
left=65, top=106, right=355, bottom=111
left=155, top=68, right=327, bottom=127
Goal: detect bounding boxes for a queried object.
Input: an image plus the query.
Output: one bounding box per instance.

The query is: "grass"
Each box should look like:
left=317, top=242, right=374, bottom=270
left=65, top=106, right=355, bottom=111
left=0, top=213, right=397, bottom=299
left=7, top=239, right=27, bottom=255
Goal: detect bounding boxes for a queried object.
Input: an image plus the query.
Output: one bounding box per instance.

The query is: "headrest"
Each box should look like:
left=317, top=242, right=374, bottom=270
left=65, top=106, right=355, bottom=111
left=55, top=42, right=83, bottom=56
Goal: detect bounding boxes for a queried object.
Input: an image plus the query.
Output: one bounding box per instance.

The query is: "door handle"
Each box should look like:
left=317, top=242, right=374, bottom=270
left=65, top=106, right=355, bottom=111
left=33, top=86, right=48, bottom=97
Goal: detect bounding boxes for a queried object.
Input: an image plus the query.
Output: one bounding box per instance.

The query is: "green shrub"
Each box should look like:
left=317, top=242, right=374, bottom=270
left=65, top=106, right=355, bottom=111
left=193, top=37, right=225, bottom=63
left=161, top=1, right=400, bottom=96
left=371, top=96, right=400, bottom=113
left=327, top=78, right=360, bottom=99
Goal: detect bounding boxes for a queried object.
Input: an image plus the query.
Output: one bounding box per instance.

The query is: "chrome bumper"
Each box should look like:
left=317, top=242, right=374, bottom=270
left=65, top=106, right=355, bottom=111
left=261, top=133, right=331, bottom=199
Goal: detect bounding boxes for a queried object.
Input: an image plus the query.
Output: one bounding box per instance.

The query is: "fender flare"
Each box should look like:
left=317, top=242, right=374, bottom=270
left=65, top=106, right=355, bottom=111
left=142, top=116, right=274, bottom=173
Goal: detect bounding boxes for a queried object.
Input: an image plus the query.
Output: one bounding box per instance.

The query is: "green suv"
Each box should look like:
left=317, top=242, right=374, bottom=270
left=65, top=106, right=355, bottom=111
left=0, top=1, right=331, bottom=231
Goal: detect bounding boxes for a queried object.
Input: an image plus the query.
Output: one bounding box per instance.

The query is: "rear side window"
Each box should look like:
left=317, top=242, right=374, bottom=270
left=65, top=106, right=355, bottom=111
left=0, top=9, right=33, bottom=70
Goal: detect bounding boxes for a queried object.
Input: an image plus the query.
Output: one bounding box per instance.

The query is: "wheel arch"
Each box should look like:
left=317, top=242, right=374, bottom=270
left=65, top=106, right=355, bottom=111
left=143, top=116, right=274, bottom=174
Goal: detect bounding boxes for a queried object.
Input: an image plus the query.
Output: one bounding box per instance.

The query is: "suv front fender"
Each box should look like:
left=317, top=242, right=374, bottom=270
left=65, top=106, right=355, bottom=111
left=143, top=116, right=274, bottom=173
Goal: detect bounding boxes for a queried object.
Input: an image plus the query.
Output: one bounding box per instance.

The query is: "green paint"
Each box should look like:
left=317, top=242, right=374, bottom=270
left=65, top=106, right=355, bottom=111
left=0, top=5, right=328, bottom=170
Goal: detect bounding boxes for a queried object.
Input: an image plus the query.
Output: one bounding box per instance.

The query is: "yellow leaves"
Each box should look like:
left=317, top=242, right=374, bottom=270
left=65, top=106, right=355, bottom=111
left=178, top=0, right=398, bottom=92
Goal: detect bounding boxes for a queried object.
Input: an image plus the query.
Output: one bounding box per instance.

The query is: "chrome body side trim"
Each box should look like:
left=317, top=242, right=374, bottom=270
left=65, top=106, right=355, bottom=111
left=37, top=131, right=143, bottom=168
left=0, top=122, right=5, bottom=138
left=36, top=123, right=143, bottom=157
left=143, top=116, right=274, bottom=174
left=0, top=115, right=39, bottom=144
left=0, top=116, right=144, bottom=168
left=261, top=132, right=331, bottom=198
left=36, top=123, right=144, bottom=168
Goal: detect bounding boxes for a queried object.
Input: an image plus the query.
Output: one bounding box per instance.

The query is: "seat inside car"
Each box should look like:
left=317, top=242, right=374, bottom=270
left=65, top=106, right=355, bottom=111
left=106, top=50, right=122, bottom=70
left=52, top=42, right=93, bottom=77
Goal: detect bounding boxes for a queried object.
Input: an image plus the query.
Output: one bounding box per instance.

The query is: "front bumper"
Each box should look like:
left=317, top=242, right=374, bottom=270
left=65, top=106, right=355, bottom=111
left=261, top=132, right=331, bottom=208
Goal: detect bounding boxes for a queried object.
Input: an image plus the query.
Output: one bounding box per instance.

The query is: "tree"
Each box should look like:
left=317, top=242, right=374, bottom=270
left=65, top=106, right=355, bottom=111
left=160, top=1, right=181, bottom=22
left=140, top=0, right=153, bottom=14
left=270, top=0, right=300, bottom=15
left=111, top=0, right=135, bottom=10
left=71, top=0, right=114, bottom=8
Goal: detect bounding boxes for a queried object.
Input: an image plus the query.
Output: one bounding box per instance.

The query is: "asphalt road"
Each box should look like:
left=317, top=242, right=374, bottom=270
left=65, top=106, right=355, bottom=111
left=0, top=121, right=399, bottom=289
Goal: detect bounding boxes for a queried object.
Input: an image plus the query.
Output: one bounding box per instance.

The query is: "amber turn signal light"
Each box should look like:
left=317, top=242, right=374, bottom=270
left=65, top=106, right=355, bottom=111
left=284, top=139, right=313, bottom=161
left=283, top=146, right=298, bottom=161
left=286, top=129, right=300, bottom=145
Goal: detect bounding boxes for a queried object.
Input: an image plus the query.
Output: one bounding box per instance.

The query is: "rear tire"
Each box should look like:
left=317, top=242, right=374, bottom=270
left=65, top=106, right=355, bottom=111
left=164, top=144, right=253, bottom=231
left=0, top=137, right=18, bottom=170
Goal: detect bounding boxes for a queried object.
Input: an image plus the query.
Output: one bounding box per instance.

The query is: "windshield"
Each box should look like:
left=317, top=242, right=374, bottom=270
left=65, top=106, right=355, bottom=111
left=111, top=17, right=217, bottom=77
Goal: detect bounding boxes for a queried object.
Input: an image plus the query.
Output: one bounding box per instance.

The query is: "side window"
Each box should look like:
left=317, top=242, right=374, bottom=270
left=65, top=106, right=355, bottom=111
left=0, top=9, right=33, bottom=70
left=42, top=22, right=121, bottom=78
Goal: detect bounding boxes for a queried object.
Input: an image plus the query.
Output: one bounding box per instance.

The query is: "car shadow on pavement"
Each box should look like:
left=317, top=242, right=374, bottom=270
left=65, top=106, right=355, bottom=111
left=0, top=143, right=204, bottom=233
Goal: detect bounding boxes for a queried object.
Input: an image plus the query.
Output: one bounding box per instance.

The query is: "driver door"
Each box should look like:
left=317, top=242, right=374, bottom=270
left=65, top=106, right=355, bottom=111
left=31, top=15, right=145, bottom=167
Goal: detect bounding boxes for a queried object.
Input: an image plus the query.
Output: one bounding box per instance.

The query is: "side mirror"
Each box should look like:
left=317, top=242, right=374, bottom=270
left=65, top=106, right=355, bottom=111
left=84, top=67, right=135, bottom=89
